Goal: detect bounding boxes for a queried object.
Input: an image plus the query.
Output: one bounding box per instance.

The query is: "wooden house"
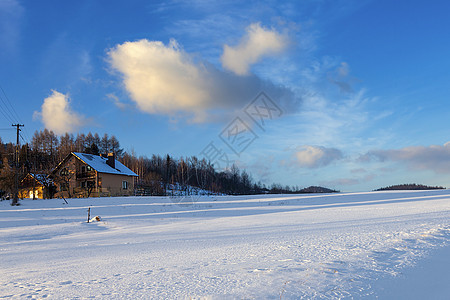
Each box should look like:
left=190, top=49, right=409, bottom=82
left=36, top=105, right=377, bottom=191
left=19, top=173, right=55, bottom=199
left=51, top=152, right=138, bottom=198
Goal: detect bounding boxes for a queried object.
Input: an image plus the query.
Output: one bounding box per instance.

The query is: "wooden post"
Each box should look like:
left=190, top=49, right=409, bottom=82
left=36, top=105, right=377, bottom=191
left=87, top=207, right=90, bottom=223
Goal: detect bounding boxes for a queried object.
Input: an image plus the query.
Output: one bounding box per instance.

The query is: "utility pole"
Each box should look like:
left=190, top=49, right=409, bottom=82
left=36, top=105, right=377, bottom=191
left=32, top=147, right=36, bottom=200
left=11, top=124, right=24, bottom=206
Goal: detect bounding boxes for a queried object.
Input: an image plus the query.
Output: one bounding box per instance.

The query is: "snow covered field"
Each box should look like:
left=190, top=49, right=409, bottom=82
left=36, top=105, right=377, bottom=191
left=1, top=190, right=449, bottom=299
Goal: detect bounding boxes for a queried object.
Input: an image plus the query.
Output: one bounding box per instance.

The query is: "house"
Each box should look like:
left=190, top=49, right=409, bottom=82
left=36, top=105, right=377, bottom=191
left=51, top=152, right=138, bottom=198
left=19, top=173, right=55, bottom=199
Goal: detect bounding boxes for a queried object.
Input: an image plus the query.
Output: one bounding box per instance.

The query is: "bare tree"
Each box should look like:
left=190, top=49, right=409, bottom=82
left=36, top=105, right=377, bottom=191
left=100, top=133, right=110, bottom=154
left=52, top=167, right=75, bottom=199
left=85, top=132, right=95, bottom=149
left=110, top=135, right=123, bottom=157
left=0, top=157, right=15, bottom=197
left=75, top=133, right=86, bottom=152
left=93, top=133, right=101, bottom=147
left=59, top=133, right=74, bottom=161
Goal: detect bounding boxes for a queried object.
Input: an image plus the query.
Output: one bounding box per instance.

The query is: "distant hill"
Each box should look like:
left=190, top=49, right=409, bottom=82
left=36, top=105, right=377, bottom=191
left=298, top=186, right=339, bottom=193
left=375, top=184, right=445, bottom=191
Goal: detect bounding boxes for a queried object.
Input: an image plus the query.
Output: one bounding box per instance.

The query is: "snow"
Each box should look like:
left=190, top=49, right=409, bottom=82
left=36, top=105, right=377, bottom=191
left=27, top=173, right=54, bottom=186
left=372, top=243, right=450, bottom=299
left=0, top=190, right=449, bottom=299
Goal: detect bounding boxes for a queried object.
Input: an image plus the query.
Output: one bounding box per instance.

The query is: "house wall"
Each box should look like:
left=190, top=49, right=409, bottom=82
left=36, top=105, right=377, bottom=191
left=19, top=186, right=44, bottom=199
left=100, top=173, right=135, bottom=196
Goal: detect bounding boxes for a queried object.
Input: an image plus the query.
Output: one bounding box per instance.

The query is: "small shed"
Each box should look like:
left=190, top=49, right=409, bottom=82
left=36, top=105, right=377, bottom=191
left=19, top=173, right=55, bottom=199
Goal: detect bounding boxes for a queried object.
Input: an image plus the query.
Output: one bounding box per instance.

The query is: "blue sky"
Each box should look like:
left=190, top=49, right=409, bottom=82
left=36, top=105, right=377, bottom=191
left=1, top=0, right=450, bottom=191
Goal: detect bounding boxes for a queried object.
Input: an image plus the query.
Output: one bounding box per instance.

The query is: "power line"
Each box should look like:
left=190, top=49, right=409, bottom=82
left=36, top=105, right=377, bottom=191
left=0, top=98, right=15, bottom=124
left=0, top=84, right=22, bottom=124
left=21, top=126, right=31, bottom=143
left=0, top=84, right=30, bottom=143
left=20, top=133, right=27, bottom=144
left=0, top=93, right=17, bottom=124
left=12, top=124, right=24, bottom=145
left=0, top=128, right=16, bottom=141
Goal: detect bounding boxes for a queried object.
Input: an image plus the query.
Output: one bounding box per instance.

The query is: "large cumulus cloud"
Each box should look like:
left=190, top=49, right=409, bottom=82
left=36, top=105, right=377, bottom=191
left=107, top=34, right=297, bottom=122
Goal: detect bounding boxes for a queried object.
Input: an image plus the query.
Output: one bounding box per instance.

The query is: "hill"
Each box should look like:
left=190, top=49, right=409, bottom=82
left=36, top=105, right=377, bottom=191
left=375, top=183, right=445, bottom=191
left=298, top=186, right=339, bottom=193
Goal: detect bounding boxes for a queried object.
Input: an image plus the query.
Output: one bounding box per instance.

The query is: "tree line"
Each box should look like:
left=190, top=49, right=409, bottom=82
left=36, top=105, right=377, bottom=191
left=374, top=183, right=445, bottom=191
left=1, top=130, right=331, bottom=197
left=0, top=131, right=123, bottom=197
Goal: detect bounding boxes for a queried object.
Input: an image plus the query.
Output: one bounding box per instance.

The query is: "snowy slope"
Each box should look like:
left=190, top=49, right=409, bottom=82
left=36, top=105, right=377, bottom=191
left=0, top=190, right=449, bottom=299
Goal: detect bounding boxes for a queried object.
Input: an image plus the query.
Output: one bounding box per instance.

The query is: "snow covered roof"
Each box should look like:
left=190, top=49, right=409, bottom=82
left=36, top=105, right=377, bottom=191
left=72, top=152, right=138, bottom=177
left=29, top=173, right=54, bottom=185
left=22, top=173, right=54, bottom=186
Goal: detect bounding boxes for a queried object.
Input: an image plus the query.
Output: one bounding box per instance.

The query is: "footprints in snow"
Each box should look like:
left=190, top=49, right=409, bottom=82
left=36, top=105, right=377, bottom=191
left=2, top=269, right=158, bottom=299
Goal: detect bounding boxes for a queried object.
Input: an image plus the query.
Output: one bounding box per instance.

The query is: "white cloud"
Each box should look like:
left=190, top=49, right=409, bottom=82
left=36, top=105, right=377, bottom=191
left=361, top=142, right=450, bottom=173
left=294, top=145, right=343, bottom=168
left=33, top=90, right=85, bottom=135
left=274, top=58, right=379, bottom=151
left=106, top=93, right=129, bottom=111
left=108, top=39, right=208, bottom=117
left=221, top=23, right=288, bottom=76
left=107, top=38, right=297, bottom=122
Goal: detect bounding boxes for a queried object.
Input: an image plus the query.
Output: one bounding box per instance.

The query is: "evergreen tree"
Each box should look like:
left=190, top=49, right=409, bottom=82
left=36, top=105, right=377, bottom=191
left=84, top=143, right=100, bottom=155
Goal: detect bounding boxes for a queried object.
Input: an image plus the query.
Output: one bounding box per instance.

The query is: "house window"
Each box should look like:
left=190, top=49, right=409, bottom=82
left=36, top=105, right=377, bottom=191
left=122, top=180, right=128, bottom=190
left=86, top=165, right=93, bottom=172
left=28, top=190, right=39, bottom=198
left=81, top=166, right=86, bottom=173
left=60, top=168, right=69, bottom=176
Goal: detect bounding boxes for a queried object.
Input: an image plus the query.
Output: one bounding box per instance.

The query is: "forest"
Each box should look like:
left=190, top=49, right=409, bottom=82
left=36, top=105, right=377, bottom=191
left=374, top=184, right=445, bottom=191
left=0, top=130, right=334, bottom=197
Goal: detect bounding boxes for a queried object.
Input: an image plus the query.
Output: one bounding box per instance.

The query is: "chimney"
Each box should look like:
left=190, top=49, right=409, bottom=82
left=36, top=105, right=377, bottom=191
left=107, top=153, right=115, bottom=169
